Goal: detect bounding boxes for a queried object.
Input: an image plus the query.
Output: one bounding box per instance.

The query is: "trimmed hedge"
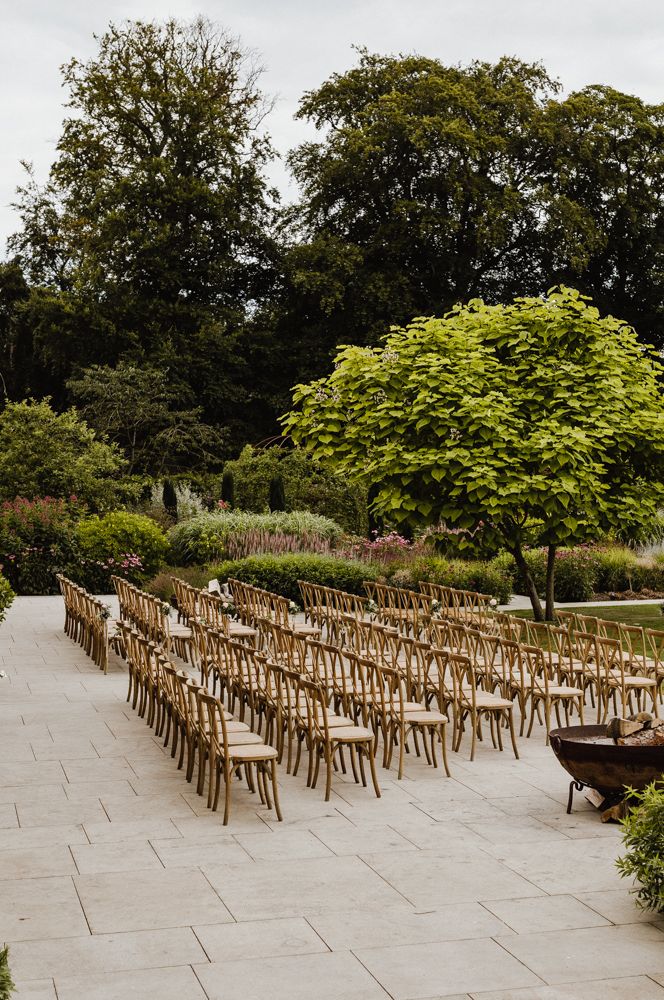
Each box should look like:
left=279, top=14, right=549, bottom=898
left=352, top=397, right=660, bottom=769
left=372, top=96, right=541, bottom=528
left=168, top=510, right=344, bottom=566
left=209, top=554, right=378, bottom=604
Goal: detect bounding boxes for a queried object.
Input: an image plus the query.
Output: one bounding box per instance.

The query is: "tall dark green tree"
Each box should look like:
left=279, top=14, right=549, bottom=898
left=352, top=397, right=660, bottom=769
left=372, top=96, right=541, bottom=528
left=541, top=86, right=664, bottom=343
left=67, top=362, right=226, bottom=475
left=273, top=51, right=664, bottom=375
left=274, top=51, right=558, bottom=373
left=8, top=17, right=278, bottom=440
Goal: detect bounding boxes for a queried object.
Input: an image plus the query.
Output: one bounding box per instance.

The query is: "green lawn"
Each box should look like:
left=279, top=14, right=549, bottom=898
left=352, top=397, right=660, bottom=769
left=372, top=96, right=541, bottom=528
left=511, top=602, right=664, bottom=632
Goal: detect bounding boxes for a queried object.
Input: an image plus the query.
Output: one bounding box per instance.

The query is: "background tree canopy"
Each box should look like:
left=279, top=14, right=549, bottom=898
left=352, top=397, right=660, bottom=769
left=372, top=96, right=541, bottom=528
left=4, top=17, right=279, bottom=449
left=0, top=399, right=123, bottom=506
left=1, top=27, right=664, bottom=472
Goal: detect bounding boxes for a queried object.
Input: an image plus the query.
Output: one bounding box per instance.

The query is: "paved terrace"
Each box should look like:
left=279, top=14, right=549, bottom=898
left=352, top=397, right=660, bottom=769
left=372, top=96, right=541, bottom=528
left=1, top=596, right=663, bottom=1000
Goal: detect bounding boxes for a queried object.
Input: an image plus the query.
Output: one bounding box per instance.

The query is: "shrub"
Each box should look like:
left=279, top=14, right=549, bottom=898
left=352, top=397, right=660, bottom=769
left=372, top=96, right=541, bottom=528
left=269, top=474, right=286, bottom=512
left=209, top=554, right=378, bottom=604
left=162, top=479, right=178, bottom=519
left=0, top=496, right=82, bottom=595
left=222, top=446, right=368, bottom=534
left=594, top=546, right=643, bottom=593
left=616, top=782, right=664, bottom=912
left=221, top=469, right=235, bottom=507
left=551, top=547, right=598, bottom=601
left=144, top=565, right=211, bottom=603
left=640, top=560, right=664, bottom=592
left=0, top=944, right=15, bottom=1000
left=0, top=572, right=15, bottom=626
left=76, top=512, right=168, bottom=580
left=0, top=398, right=123, bottom=507
left=168, top=510, right=344, bottom=565
left=385, top=556, right=512, bottom=604
left=503, top=546, right=599, bottom=601
left=344, top=532, right=415, bottom=566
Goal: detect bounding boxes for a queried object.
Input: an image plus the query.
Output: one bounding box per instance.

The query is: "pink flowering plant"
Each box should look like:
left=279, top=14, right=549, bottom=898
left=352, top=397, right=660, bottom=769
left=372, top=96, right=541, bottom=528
left=0, top=497, right=83, bottom=594
left=347, top=531, right=414, bottom=566
left=78, top=553, right=146, bottom=593
left=75, top=512, right=167, bottom=592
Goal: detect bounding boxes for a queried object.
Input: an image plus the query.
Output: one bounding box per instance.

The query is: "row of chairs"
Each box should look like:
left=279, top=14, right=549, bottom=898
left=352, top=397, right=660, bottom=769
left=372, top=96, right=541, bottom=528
left=296, top=580, right=369, bottom=637
left=112, top=576, right=193, bottom=659
left=486, top=611, right=661, bottom=721
left=413, top=609, right=658, bottom=728
left=56, top=574, right=119, bottom=672
left=170, top=577, right=258, bottom=643
left=229, top=578, right=319, bottom=637
left=190, top=617, right=444, bottom=786
left=296, top=579, right=493, bottom=639
left=172, top=575, right=661, bottom=742
left=365, top=580, right=494, bottom=631
left=182, top=577, right=580, bottom=757
left=118, top=622, right=282, bottom=824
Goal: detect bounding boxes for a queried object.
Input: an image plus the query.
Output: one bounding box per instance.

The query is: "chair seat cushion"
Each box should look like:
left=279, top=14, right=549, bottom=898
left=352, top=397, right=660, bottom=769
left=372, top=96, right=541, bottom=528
left=227, top=743, right=279, bottom=760
left=226, top=732, right=265, bottom=746
left=330, top=725, right=373, bottom=743
left=470, top=694, right=513, bottom=709
left=403, top=710, right=448, bottom=724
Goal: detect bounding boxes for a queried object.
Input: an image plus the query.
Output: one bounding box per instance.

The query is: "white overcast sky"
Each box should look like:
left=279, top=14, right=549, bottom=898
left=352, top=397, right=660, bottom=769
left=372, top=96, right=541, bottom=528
left=1, top=0, right=663, bottom=250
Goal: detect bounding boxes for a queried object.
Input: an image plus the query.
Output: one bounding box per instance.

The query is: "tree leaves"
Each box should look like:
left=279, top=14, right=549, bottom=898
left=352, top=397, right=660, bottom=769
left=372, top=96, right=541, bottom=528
left=284, top=287, right=664, bottom=561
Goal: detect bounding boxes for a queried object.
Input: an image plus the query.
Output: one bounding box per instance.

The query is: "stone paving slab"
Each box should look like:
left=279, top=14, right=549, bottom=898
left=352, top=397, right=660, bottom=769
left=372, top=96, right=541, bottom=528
left=0, top=596, right=662, bottom=1000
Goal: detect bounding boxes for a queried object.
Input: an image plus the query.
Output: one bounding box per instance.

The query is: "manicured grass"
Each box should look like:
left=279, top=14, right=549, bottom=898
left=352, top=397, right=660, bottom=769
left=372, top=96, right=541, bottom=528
left=511, top=602, right=664, bottom=632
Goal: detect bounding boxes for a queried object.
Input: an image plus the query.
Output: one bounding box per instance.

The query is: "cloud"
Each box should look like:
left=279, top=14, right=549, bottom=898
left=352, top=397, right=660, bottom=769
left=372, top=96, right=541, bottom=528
left=1, top=0, right=662, bottom=247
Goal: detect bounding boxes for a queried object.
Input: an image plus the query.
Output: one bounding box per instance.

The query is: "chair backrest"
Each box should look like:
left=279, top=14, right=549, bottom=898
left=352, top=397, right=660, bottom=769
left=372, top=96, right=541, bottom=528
left=197, top=690, right=228, bottom=754
left=520, top=643, right=548, bottom=695
left=645, top=627, right=664, bottom=668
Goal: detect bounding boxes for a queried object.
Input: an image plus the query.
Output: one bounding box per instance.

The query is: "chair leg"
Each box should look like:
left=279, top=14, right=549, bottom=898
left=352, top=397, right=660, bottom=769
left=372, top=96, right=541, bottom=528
left=507, top=710, right=519, bottom=760
left=271, top=759, right=283, bottom=821
left=367, top=744, right=381, bottom=798
left=324, top=747, right=334, bottom=801
left=439, top=726, right=451, bottom=777
left=222, top=762, right=232, bottom=825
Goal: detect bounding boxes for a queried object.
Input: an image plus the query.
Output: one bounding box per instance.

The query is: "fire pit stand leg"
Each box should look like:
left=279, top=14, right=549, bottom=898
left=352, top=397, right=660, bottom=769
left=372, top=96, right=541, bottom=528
left=567, top=779, right=586, bottom=814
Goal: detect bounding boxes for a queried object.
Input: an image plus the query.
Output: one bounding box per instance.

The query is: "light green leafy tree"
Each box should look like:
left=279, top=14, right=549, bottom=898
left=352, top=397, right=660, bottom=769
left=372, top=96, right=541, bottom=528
left=283, top=287, right=664, bottom=619
left=0, top=399, right=124, bottom=507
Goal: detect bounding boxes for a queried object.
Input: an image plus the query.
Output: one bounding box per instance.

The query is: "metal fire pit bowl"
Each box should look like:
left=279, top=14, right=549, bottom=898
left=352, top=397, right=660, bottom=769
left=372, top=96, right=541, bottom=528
left=549, top=725, right=664, bottom=813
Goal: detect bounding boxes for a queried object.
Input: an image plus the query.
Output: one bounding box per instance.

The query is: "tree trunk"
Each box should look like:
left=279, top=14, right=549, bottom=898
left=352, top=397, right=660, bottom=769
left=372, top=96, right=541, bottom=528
left=545, top=544, right=557, bottom=621
left=511, top=541, right=544, bottom=621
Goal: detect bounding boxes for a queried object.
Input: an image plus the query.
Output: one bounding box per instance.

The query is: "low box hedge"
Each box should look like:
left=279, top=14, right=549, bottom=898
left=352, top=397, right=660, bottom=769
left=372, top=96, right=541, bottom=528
left=208, top=554, right=378, bottom=604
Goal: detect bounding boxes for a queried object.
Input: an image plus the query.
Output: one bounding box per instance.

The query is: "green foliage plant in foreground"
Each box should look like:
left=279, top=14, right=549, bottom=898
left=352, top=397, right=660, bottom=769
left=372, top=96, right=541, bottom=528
left=0, top=574, right=15, bottom=626
left=168, top=510, right=344, bottom=565
left=617, top=782, right=664, bottom=913
left=0, top=944, right=15, bottom=1000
